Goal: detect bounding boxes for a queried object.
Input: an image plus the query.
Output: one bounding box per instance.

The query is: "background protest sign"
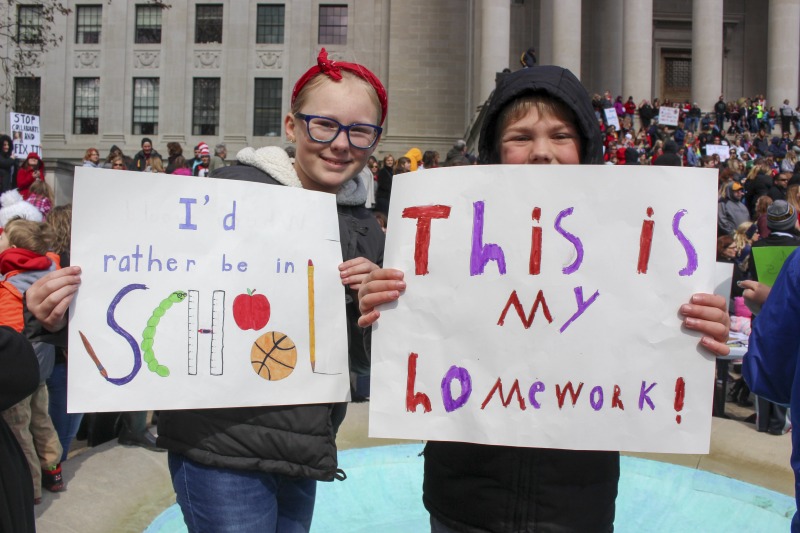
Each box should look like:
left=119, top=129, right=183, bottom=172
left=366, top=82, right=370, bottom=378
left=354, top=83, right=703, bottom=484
left=705, top=144, right=730, bottom=162
left=658, top=106, right=680, bottom=127
left=68, top=168, right=350, bottom=412
left=10, top=112, right=41, bottom=158
left=369, top=165, right=718, bottom=453
left=752, top=246, right=798, bottom=287
left=603, top=108, right=620, bottom=130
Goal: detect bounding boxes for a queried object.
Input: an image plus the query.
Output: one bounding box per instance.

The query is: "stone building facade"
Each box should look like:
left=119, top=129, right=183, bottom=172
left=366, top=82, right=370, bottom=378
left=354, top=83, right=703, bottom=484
left=0, top=0, right=797, bottom=178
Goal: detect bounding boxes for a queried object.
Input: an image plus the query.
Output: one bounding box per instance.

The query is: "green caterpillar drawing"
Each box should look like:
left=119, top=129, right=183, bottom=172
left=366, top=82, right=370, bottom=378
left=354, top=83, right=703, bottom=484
left=141, top=290, right=187, bottom=377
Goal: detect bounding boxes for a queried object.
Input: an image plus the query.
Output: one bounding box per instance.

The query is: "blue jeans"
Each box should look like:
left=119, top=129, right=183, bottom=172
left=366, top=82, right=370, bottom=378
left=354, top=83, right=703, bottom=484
left=168, top=452, right=317, bottom=533
left=46, top=362, right=84, bottom=462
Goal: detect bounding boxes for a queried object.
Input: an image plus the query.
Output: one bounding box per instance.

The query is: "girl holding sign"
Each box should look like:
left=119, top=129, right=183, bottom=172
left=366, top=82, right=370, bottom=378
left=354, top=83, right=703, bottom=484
left=25, top=49, right=386, bottom=532
left=358, top=66, right=731, bottom=532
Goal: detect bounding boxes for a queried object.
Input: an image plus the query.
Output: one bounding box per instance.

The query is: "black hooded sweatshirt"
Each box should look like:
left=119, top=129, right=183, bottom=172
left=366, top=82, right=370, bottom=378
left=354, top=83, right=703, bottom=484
left=424, top=66, right=618, bottom=533
left=0, top=135, right=16, bottom=193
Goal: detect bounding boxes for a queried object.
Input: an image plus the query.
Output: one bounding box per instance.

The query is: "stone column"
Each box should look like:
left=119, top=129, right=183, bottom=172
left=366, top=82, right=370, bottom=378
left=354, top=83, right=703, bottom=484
left=96, top=1, right=128, bottom=145
left=767, top=0, right=800, bottom=107
left=596, top=0, right=623, bottom=97
left=478, top=0, right=511, bottom=104
left=691, top=0, right=723, bottom=111
left=160, top=0, right=189, bottom=145
left=551, top=0, right=581, bottom=77
left=221, top=1, right=249, bottom=148
left=622, top=0, right=653, bottom=102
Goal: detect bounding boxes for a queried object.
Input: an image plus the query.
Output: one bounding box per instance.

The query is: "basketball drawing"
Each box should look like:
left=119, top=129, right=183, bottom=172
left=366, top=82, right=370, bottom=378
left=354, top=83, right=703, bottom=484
left=250, top=331, right=297, bottom=381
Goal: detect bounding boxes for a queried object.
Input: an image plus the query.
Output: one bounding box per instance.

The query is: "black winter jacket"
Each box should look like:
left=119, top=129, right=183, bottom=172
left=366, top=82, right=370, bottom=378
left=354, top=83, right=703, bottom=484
left=157, top=147, right=384, bottom=481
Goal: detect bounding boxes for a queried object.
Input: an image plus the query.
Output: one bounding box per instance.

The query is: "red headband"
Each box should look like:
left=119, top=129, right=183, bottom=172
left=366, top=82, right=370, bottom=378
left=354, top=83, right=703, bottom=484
left=292, top=48, right=388, bottom=126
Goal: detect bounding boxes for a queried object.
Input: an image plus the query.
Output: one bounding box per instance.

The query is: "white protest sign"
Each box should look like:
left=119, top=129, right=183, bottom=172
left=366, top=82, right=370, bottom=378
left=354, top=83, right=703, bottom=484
left=10, top=112, right=41, bottom=158
left=705, top=144, right=730, bottom=162
left=68, top=168, right=350, bottom=412
left=369, top=165, right=718, bottom=454
left=658, top=106, right=680, bottom=127
left=604, top=108, right=620, bottom=130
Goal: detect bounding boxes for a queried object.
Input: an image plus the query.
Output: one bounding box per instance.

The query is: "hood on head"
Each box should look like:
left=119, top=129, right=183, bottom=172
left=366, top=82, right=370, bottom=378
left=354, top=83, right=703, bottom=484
left=478, top=66, right=603, bottom=165
left=0, top=135, right=12, bottom=157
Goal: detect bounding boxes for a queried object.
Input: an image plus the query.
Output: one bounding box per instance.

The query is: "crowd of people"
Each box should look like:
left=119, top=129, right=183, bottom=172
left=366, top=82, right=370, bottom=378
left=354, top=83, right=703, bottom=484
left=79, top=139, right=229, bottom=177
left=2, top=50, right=800, bottom=533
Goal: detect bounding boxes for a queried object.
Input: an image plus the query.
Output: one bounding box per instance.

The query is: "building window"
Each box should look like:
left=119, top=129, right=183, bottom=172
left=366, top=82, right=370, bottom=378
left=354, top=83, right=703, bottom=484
left=17, top=5, right=43, bottom=44
left=76, top=5, right=102, bottom=44
left=318, top=5, right=347, bottom=45
left=73, top=78, right=100, bottom=134
left=253, top=79, right=282, bottom=136
left=192, top=78, right=220, bottom=135
left=256, top=4, right=285, bottom=44
left=133, top=78, right=160, bottom=135
left=135, top=5, right=162, bottom=44
left=14, top=77, right=41, bottom=116
left=196, top=4, right=223, bottom=44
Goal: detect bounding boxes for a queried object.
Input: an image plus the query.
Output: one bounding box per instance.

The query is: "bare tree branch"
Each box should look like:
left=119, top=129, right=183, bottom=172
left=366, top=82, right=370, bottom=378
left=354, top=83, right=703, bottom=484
left=0, top=0, right=172, bottom=106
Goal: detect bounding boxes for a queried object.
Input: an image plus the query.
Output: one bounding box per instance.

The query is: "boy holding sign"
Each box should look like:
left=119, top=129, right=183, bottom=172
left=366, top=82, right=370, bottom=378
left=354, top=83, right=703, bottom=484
left=359, top=66, right=730, bottom=531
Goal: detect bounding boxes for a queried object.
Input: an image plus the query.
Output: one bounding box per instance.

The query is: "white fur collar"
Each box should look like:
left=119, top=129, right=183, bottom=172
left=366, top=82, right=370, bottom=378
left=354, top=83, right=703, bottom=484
left=235, top=146, right=367, bottom=206
left=236, top=146, right=302, bottom=187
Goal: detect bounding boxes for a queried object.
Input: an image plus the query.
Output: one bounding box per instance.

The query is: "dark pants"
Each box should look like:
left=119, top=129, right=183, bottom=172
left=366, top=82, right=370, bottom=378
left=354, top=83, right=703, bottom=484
left=755, top=395, right=788, bottom=433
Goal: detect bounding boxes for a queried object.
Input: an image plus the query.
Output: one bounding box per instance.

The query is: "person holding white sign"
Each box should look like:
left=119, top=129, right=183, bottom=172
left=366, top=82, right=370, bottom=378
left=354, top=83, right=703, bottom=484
left=25, top=48, right=388, bottom=533
left=358, top=66, right=730, bottom=532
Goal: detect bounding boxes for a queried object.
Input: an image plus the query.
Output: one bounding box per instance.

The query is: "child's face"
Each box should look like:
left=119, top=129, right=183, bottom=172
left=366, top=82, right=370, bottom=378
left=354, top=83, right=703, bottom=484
left=286, top=77, right=380, bottom=193
left=499, top=107, right=580, bottom=165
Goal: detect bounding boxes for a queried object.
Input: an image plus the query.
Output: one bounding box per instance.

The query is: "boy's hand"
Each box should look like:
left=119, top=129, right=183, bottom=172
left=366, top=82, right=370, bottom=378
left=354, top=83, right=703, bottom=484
left=738, top=280, right=771, bottom=315
left=679, top=293, right=730, bottom=356
left=26, top=266, right=81, bottom=332
left=357, top=268, right=405, bottom=327
left=339, top=257, right=380, bottom=292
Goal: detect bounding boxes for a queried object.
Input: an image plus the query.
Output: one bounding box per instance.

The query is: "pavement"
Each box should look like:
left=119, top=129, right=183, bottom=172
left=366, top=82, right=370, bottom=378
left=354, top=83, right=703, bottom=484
left=34, top=400, right=795, bottom=533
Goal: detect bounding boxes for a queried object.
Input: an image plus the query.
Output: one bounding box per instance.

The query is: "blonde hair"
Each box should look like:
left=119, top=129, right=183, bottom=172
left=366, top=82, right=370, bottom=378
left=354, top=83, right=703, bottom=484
left=150, top=155, right=165, bottom=173
left=29, top=179, right=54, bottom=204
left=291, top=71, right=382, bottom=124
left=788, top=184, right=800, bottom=215
left=46, top=204, right=72, bottom=256
left=3, top=218, right=55, bottom=255
left=733, top=221, right=753, bottom=252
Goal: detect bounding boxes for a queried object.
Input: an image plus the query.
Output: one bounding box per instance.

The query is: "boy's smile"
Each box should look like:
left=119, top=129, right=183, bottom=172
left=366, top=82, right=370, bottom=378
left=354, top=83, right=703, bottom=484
left=499, top=108, right=581, bottom=165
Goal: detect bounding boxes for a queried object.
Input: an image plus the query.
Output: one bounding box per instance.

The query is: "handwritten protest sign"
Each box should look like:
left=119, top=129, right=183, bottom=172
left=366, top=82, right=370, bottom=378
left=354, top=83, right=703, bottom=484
left=369, top=165, right=718, bottom=453
left=658, top=106, right=680, bottom=127
left=603, top=108, right=620, bottom=130
left=68, top=168, right=350, bottom=412
left=10, top=112, right=41, bottom=158
left=752, top=246, right=798, bottom=287
left=705, top=144, right=730, bottom=162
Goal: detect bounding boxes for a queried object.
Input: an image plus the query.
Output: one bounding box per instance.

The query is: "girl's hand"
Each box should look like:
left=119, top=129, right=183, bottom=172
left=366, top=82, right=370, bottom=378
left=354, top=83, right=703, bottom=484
left=339, top=257, right=380, bottom=292
left=679, top=293, right=731, bottom=356
left=26, top=266, right=82, bottom=332
left=357, top=268, right=405, bottom=327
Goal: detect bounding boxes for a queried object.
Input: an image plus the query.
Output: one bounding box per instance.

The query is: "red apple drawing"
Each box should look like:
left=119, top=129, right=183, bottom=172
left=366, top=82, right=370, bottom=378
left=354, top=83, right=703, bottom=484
left=233, top=289, right=271, bottom=331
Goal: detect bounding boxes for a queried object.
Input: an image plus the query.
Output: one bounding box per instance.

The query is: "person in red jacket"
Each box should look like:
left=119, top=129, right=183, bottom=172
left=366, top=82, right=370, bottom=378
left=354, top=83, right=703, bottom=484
left=15, top=153, right=44, bottom=200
